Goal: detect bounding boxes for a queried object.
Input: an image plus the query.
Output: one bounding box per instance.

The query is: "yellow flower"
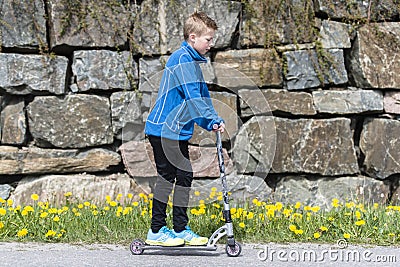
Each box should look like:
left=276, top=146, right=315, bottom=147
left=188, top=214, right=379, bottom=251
left=320, top=226, right=328, bottom=232
left=64, top=192, right=72, bottom=197
left=45, top=230, right=57, bottom=238
left=0, top=222, right=4, bottom=229
left=132, top=202, right=139, bottom=207
left=289, top=224, right=297, bottom=232
left=77, top=204, right=84, bottom=209
left=373, top=203, right=379, bottom=209
left=17, top=228, right=28, bottom=237
left=275, top=202, right=283, bottom=211
left=311, top=206, right=320, bottom=213
left=84, top=202, right=91, bottom=207
left=212, top=203, right=220, bottom=209
left=211, top=187, right=217, bottom=192
left=343, top=233, right=351, bottom=239
left=7, top=199, right=13, bottom=207
left=210, top=215, right=217, bottom=219
left=355, top=220, right=365, bottom=226
left=247, top=212, right=254, bottom=220
left=116, top=193, right=122, bottom=201
left=295, top=202, right=301, bottom=209
left=345, top=201, right=355, bottom=209
left=127, top=193, right=133, bottom=199
left=283, top=209, right=292, bottom=217
left=388, top=233, right=395, bottom=237
left=75, top=212, right=81, bottom=217
left=294, top=229, right=303, bottom=235
left=190, top=208, right=198, bottom=215
left=313, top=232, right=321, bottom=239
left=31, top=194, right=39, bottom=201
left=331, top=198, right=341, bottom=208
left=194, top=191, right=201, bottom=196
left=239, top=222, right=245, bottom=228
left=0, top=198, right=5, bottom=204
left=355, top=210, right=361, bottom=219
left=109, top=201, right=117, bottom=207
left=53, top=216, right=60, bottom=222
left=40, top=212, right=48, bottom=218
left=92, top=210, right=99, bottom=216
left=230, top=208, right=237, bottom=214
left=0, top=208, right=6, bottom=216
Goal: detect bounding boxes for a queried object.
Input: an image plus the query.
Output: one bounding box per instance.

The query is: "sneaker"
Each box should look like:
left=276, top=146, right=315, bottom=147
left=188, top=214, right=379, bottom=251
left=172, top=226, right=208, bottom=246
left=145, top=226, right=185, bottom=247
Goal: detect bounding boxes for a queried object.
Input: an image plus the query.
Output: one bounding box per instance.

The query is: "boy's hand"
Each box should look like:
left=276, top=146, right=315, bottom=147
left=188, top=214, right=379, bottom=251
left=212, top=122, right=225, bottom=133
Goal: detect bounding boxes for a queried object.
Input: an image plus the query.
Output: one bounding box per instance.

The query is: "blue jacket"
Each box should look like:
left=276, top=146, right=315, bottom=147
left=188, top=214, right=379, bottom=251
left=145, top=41, right=223, bottom=140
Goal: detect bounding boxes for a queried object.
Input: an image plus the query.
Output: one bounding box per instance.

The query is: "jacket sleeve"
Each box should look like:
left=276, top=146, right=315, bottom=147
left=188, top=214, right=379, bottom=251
left=173, top=57, right=224, bottom=131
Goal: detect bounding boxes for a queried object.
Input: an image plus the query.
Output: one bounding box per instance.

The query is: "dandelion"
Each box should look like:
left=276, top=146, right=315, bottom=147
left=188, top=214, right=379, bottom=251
left=7, top=199, right=13, bottom=207
left=53, top=216, right=60, bottom=222
left=17, top=228, right=28, bottom=237
left=311, top=206, right=320, bottom=213
left=314, top=232, right=321, bottom=239
left=45, top=230, right=57, bottom=238
left=355, top=220, right=366, bottom=226
left=319, top=226, right=328, bottom=232
left=355, top=210, right=361, bottom=219
left=84, top=202, right=91, bottom=207
left=109, top=201, right=117, bottom=207
left=275, top=202, right=283, bottom=211
left=295, top=202, right=301, bottom=209
left=40, top=212, right=48, bottom=218
left=31, top=194, right=39, bottom=201
left=388, top=233, right=395, bottom=237
left=247, top=212, right=254, bottom=220
left=127, top=193, right=133, bottom=199
left=64, top=192, right=72, bottom=197
left=77, top=204, right=84, bottom=209
left=289, top=224, right=297, bottom=232
left=92, top=210, right=99, bottom=216
left=210, top=215, right=217, bottom=219
left=0, top=208, right=6, bottom=216
left=331, top=198, right=341, bottom=208
left=132, top=202, right=139, bottom=207
left=0, top=222, right=4, bottom=229
left=343, top=233, right=351, bottom=239
left=239, top=222, right=245, bottom=228
left=294, top=229, right=303, bottom=235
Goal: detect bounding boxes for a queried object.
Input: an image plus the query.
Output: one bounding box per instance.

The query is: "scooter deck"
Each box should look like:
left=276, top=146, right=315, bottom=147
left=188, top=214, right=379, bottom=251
left=142, top=244, right=217, bottom=251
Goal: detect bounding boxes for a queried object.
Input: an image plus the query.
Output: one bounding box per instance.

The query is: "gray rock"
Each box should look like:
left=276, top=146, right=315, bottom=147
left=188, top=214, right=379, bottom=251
left=233, top=116, right=276, bottom=175
left=318, top=20, right=351, bottom=49
left=312, top=89, right=383, bottom=114
left=27, top=95, right=113, bottom=148
left=384, top=91, right=400, bottom=114
left=239, top=89, right=316, bottom=117
left=0, top=54, right=68, bottom=95
left=360, top=118, right=400, bottom=179
left=274, top=175, right=390, bottom=209
left=214, top=49, right=283, bottom=88
left=119, top=140, right=233, bottom=179
left=0, top=146, right=120, bottom=175
left=132, top=0, right=241, bottom=55
left=47, top=0, right=131, bottom=48
left=314, top=0, right=369, bottom=19
left=190, top=91, right=238, bottom=146
left=284, top=49, right=348, bottom=90
left=72, top=50, right=138, bottom=91
left=10, top=173, right=145, bottom=206
left=349, top=23, right=400, bottom=89
left=0, top=97, right=26, bottom=144
left=110, top=91, right=143, bottom=141
left=240, top=0, right=315, bottom=47
left=0, top=184, right=13, bottom=200
left=0, top=0, right=46, bottom=48
left=272, top=117, right=359, bottom=175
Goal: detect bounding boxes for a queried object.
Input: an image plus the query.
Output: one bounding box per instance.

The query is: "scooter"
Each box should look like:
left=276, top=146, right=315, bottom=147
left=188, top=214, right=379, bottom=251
left=129, top=131, right=242, bottom=257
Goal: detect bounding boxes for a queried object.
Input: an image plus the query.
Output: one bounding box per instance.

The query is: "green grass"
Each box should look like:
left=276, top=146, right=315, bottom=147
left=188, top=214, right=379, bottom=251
left=1, top=191, right=399, bottom=246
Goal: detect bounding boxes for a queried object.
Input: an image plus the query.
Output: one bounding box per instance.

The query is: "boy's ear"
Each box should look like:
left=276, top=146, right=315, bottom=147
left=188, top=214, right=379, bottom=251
left=188, top=33, right=196, bottom=42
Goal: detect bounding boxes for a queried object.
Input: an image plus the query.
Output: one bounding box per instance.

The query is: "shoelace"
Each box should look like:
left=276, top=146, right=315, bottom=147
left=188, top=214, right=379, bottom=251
left=183, top=227, right=199, bottom=238
left=160, top=227, right=177, bottom=239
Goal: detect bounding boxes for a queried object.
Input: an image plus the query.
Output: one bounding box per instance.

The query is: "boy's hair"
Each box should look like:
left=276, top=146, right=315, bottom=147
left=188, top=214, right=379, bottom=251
left=184, top=11, right=218, bottom=40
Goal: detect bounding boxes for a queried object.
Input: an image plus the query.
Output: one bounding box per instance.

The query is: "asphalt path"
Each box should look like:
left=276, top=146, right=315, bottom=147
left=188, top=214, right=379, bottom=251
left=0, top=241, right=399, bottom=267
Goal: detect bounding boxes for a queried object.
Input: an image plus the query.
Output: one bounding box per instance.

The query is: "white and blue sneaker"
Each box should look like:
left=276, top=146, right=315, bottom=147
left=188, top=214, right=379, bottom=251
left=145, top=226, right=184, bottom=247
left=172, top=226, right=208, bottom=246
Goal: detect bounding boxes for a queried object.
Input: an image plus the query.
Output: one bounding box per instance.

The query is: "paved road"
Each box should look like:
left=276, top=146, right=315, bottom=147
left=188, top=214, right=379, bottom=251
left=0, top=241, right=399, bottom=267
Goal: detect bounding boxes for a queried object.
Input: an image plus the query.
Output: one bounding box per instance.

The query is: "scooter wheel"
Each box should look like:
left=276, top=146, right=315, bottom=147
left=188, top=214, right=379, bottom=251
left=130, top=239, right=145, bottom=255
left=225, top=242, right=242, bottom=257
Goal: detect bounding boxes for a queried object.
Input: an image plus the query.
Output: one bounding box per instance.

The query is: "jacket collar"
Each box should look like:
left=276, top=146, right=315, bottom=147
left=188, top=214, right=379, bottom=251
left=181, top=41, right=207, bottom=63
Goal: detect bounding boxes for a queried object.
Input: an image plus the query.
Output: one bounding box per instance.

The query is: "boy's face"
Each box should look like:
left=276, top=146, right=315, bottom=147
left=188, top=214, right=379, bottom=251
left=189, top=29, right=215, bottom=56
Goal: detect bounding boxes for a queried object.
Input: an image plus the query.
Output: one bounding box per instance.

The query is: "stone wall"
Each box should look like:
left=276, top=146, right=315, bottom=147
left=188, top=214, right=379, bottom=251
left=1, top=0, right=400, bottom=207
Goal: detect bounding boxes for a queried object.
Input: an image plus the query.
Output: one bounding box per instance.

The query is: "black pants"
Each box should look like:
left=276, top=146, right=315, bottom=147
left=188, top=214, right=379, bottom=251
left=148, top=135, right=193, bottom=233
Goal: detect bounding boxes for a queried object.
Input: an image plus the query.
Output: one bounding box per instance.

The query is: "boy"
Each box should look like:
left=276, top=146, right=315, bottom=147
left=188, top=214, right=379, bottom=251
left=144, top=11, right=225, bottom=246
